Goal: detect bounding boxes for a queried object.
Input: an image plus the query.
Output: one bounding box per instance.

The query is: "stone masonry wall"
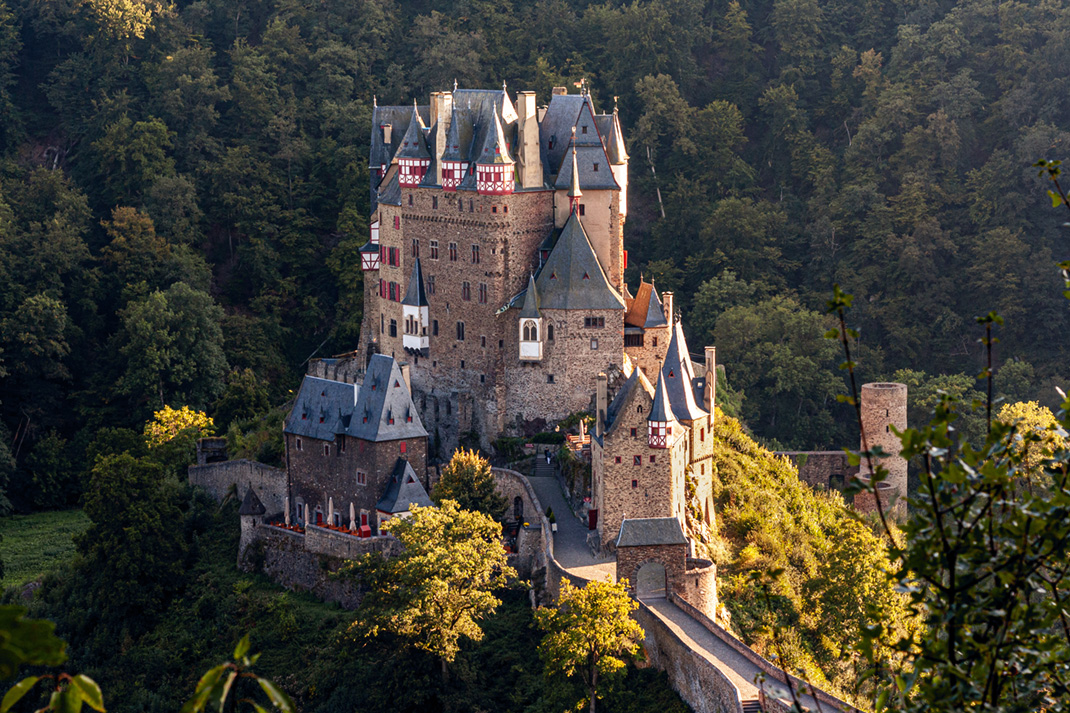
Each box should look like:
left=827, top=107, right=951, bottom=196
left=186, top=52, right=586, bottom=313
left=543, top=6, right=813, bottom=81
left=286, top=432, right=427, bottom=533
left=634, top=602, right=744, bottom=713
left=616, top=542, right=687, bottom=593
left=775, top=451, right=857, bottom=490
left=677, top=558, right=717, bottom=620
left=860, top=382, right=908, bottom=512
left=188, top=460, right=286, bottom=517
left=624, top=324, right=670, bottom=382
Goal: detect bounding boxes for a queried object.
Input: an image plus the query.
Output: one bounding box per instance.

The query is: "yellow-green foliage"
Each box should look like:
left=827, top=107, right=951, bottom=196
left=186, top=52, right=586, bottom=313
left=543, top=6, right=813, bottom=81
left=144, top=405, right=214, bottom=448
left=710, top=411, right=914, bottom=705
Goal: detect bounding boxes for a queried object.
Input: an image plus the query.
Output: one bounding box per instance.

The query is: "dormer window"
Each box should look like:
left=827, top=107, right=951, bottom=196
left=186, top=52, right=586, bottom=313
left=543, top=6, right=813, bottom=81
left=581, top=125, right=588, bottom=134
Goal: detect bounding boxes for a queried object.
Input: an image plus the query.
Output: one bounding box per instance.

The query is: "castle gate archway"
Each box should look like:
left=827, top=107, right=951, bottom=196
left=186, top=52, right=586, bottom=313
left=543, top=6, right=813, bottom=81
left=636, top=561, right=667, bottom=600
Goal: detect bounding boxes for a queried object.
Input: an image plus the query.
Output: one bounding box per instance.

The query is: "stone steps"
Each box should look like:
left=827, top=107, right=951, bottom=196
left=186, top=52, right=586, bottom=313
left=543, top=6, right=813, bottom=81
left=741, top=700, right=762, bottom=713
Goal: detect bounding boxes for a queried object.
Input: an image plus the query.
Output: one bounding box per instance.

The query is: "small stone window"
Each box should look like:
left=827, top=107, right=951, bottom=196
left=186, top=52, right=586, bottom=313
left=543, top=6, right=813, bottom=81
left=548, top=323, right=555, bottom=340
left=296, top=437, right=303, bottom=451
left=649, top=455, right=656, bottom=464
left=632, top=479, right=638, bottom=488
left=481, top=335, right=487, bottom=347
left=356, top=471, right=366, bottom=486
left=547, top=374, right=555, bottom=384
left=324, top=444, right=330, bottom=456
left=630, top=428, right=637, bottom=438
left=433, top=196, right=438, bottom=210
left=433, top=320, right=439, bottom=336
left=408, top=194, right=413, bottom=206
left=590, top=338, right=598, bottom=350
left=633, top=455, right=641, bottom=466
left=653, top=337, right=658, bottom=347
left=579, top=204, right=585, bottom=216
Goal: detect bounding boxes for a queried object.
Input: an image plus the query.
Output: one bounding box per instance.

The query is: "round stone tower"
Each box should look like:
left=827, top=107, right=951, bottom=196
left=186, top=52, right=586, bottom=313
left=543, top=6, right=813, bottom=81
left=859, top=382, right=908, bottom=514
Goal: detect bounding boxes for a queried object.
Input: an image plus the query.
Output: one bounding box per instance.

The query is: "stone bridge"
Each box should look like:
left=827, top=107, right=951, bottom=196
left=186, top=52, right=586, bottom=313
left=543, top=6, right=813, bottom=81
left=494, top=465, right=859, bottom=713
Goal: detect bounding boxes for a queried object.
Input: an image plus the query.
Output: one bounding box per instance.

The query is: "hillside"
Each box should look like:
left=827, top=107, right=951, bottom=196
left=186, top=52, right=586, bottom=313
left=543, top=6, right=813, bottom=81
left=6, top=493, right=688, bottom=713
left=703, top=411, right=913, bottom=705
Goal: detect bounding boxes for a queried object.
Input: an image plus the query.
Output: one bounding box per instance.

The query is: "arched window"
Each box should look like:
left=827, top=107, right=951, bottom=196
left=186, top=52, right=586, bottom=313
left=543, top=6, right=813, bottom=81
left=522, top=320, right=538, bottom=341
left=547, top=323, right=555, bottom=341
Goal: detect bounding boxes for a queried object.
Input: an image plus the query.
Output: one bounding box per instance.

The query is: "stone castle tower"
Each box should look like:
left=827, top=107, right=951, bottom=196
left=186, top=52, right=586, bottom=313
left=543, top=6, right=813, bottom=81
left=359, top=85, right=638, bottom=448
left=859, top=382, right=908, bottom=513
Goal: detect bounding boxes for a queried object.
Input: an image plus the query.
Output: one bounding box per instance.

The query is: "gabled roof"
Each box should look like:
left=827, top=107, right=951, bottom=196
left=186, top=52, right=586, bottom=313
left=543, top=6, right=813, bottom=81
left=649, top=370, right=674, bottom=424
left=539, top=93, right=588, bottom=182
left=239, top=488, right=266, bottom=516
left=402, top=257, right=429, bottom=307
left=370, top=104, right=427, bottom=168
left=616, top=517, right=688, bottom=547
left=284, top=356, right=427, bottom=443
left=554, top=142, right=618, bottom=191
left=377, top=167, right=402, bottom=206
left=476, top=110, right=515, bottom=166
left=350, top=355, right=428, bottom=441
left=376, top=458, right=434, bottom=514
left=661, top=322, right=708, bottom=422
left=534, top=210, right=625, bottom=311
left=395, top=106, right=431, bottom=160
left=624, top=280, right=667, bottom=329
left=604, top=368, right=655, bottom=437
left=518, top=274, right=540, bottom=319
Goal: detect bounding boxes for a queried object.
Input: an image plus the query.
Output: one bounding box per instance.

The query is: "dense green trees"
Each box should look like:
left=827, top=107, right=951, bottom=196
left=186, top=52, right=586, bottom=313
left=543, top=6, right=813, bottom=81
left=0, top=0, right=1067, bottom=500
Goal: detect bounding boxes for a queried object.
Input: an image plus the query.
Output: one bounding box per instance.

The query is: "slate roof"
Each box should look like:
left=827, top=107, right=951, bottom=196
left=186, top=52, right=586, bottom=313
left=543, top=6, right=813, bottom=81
left=376, top=458, right=433, bottom=514
left=660, top=322, right=708, bottom=422
left=624, top=280, right=667, bottom=329
left=649, top=370, right=673, bottom=424
left=518, top=274, right=541, bottom=319
left=441, top=105, right=472, bottom=162
left=554, top=142, right=619, bottom=191
left=239, top=488, right=266, bottom=516
left=395, top=106, right=431, bottom=159
left=476, top=111, right=515, bottom=166
left=603, top=369, right=655, bottom=437
left=370, top=105, right=427, bottom=169
left=402, top=257, right=429, bottom=307
left=535, top=210, right=625, bottom=311
left=604, top=110, right=629, bottom=164
left=284, top=355, right=427, bottom=442
left=567, top=143, right=582, bottom=198
left=616, top=517, right=688, bottom=547
left=539, top=94, right=587, bottom=182
left=377, top=167, right=402, bottom=206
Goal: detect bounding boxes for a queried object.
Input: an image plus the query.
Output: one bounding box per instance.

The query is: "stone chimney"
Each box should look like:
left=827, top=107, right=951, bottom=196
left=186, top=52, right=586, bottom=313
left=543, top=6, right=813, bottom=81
left=552, top=86, right=567, bottom=96
left=704, top=346, right=716, bottom=416
left=517, top=91, right=543, bottom=189
left=381, top=123, right=392, bottom=144
left=430, top=91, right=453, bottom=184
left=400, top=362, right=411, bottom=393
left=596, top=373, right=608, bottom=438
left=663, top=292, right=674, bottom=323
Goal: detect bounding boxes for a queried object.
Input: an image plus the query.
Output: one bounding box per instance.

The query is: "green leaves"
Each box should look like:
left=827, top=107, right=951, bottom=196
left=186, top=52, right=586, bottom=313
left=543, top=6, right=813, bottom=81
left=0, top=606, right=66, bottom=680
left=180, top=639, right=294, bottom=713
left=68, top=676, right=104, bottom=712
left=1, top=675, right=105, bottom=713
left=0, top=677, right=38, bottom=713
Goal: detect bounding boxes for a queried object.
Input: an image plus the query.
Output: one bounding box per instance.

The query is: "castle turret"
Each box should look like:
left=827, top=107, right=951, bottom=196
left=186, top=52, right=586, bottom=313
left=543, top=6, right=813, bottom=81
left=648, top=371, right=673, bottom=448
left=518, top=274, right=543, bottom=361
left=397, top=104, right=430, bottom=187
left=475, top=110, right=515, bottom=195
left=606, top=100, right=629, bottom=216
left=441, top=104, right=468, bottom=191
left=859, top=382, right=908, bottom=514
left=568, top=132, right=582, bottom=214
left=401, top=258, right=430, bottom=356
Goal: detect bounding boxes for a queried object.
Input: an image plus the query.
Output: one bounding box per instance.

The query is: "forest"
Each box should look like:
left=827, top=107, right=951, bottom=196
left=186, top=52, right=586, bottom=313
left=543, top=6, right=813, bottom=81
left=0, top=0, right=1068, bottom=512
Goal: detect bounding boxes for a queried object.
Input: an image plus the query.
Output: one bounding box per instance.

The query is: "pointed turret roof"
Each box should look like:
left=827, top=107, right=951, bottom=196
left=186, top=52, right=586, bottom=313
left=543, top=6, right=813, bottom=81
left=476, top=110, right=514, bottom=166
left=606, top=107, right=629, bottom=165
left=660, top=322, right=708, bottom=422
left=602, top=368, right=656, bottom=439
left=568, top=140, right=582, bottom=200
left=376, top=458, right=434, bottom=514
left=535, top=210, right=625, bottom=311
left=519, top=274, right=541, bottom=319
left=441, top=105, right=470, bottom=162
left=649, top=370, right=673, bottom=423
left=395, top=106, right=430, bottom=160
left=239, top=488, right=266, bottom=516
left=624, top=279, right=667, bottom=329
left=402, top=258, right=429, bottom=307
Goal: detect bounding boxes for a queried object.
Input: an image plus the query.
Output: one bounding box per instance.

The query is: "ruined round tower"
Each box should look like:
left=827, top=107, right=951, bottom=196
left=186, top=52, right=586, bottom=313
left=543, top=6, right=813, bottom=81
left=859, top=382, right=908, bottom=514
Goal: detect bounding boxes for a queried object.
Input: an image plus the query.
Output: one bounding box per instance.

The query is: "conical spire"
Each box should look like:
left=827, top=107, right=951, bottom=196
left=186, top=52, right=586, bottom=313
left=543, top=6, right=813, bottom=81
left=402, top=257, right=429, bottom=307
left=606, top=104, right=629, bottom=165
left=442, top=104, right=465, bottom=161
left=476, top=109, right=514, bottom=165
left=661, top=322, right=708, bottom=421
left=395, top=106, right=430, bottom=159
left=568, top=128, right=582, bottom=213
left=649, top=369, right=673, bottom=424
left=519, top=274, right=541, bottom=320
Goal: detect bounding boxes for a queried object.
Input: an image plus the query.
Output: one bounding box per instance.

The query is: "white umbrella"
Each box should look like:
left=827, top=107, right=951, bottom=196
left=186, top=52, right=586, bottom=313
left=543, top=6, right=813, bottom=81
left=328, top=497, right=335, bottom=525
left=304, top=503, right=310, bottom=528
left=349, top=502, right=357, bottom=530
left=284, top=496, right=291, bottom=526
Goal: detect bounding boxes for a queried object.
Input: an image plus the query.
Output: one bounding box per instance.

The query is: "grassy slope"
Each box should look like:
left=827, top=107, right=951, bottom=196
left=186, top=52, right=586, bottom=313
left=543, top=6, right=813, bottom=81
left=14, top=497, right=688, bottom=713
left=705, top=411, right=909, bottom=707
left=0, top=509, right=89, bottom=588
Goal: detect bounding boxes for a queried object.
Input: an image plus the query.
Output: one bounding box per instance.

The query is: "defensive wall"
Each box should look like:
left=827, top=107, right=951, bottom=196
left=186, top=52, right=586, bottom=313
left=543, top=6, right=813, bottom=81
left=189, top=459, right=287, bottom=518
left=774, top=451, right=856, bottom=491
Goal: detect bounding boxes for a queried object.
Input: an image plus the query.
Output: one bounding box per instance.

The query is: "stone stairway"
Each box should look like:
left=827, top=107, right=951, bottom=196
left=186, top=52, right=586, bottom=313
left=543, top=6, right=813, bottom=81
left=741, top=700, right=762, bottom=713
left=532, top=453, right=556, bottom=478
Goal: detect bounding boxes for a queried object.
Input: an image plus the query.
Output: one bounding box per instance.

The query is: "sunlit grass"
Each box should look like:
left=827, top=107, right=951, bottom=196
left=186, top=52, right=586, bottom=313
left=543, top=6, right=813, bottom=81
left=0, top=509, right=89, bottom=589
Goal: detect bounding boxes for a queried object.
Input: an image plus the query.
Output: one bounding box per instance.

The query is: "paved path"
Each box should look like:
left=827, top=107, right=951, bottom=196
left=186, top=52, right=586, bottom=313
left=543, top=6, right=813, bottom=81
left=520, top=454, right=825, bottom=712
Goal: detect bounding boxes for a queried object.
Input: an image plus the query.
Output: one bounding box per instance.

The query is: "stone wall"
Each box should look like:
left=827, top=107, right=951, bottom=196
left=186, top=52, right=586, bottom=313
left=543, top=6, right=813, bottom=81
left=668, top=593, right=860, bottom=713
left=188, top=460, right=286, bottom=517
left=852, top=476, right=896, bottom=516
left=775, top=451, right=856, bottom=490
left=677, top=558, right=717, bottom=620
left=634, top=602, right=744, bottom=713
left=285, top=432, right=428, bottom=534
left=860, top=382, right=908, bottom=512
left=307, top=356, right=366, bottom=384
left=304, top=524, right=402, bottom=560
left=616, top=542, right=687, bottom=593
left=239, top=525, right=369, bottom=609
